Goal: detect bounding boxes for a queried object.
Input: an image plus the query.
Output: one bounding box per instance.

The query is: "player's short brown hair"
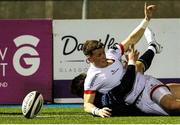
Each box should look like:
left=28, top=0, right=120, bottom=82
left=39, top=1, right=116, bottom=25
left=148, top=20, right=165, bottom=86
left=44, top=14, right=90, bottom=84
left=83, top=40, right=104, bottom=56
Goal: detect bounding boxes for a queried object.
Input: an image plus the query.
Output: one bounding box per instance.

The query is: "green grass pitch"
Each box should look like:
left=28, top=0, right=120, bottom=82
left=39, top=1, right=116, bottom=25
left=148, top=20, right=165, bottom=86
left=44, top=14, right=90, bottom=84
left=0, top=105, right=180, bottom=124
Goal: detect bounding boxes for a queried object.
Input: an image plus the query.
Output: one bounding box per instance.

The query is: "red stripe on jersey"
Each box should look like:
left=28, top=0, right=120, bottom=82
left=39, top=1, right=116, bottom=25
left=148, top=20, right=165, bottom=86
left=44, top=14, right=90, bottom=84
left=119, top=43, right=124, bottom=55
left=84, top=90, right=95, bottom=94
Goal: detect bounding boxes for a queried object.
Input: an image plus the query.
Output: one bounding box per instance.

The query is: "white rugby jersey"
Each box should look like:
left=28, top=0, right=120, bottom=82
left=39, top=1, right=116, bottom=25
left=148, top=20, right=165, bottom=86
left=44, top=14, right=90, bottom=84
left=84, top=44, right=125, bottom=94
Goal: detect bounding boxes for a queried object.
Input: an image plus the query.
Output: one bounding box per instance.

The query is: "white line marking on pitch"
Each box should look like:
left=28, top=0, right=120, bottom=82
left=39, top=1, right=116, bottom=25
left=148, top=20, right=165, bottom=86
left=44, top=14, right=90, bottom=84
left=0, top=114, right=86, bottom=118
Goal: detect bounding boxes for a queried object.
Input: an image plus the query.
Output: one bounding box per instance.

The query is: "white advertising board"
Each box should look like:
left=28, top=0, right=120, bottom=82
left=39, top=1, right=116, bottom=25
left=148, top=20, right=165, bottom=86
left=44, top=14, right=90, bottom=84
left=53, top=19, right=180, bottom=80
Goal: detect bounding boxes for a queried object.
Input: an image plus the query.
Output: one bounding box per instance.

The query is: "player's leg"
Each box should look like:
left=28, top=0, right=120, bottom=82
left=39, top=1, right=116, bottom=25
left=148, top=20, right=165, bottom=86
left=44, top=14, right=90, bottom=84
left=167, top=83, right=180, bottom=99
left=151, top=83, right=180, bottom=115
left=144, top=27, right=163, bottom=54
left=136, top=27, right=163, bottom=73
left=159, top=94, right=180, bottom=115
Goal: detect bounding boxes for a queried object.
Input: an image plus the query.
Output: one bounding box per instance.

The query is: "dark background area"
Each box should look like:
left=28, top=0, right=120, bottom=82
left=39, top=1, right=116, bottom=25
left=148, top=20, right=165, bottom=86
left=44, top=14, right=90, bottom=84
left=0, top=0, right=179, bottom=19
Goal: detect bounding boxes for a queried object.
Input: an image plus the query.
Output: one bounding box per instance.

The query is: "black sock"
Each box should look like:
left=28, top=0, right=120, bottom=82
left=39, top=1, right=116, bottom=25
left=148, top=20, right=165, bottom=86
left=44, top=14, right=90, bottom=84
left=150, top=44, right=157, bottom=52
left=138, top=49, right=155, bottom=72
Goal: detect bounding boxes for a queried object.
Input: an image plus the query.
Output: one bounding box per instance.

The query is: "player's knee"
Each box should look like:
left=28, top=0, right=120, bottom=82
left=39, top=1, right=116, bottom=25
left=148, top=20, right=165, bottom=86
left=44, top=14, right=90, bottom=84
left=151, top=85, right=180, bottom=112
left=135, top=61, right=144, bottom=73
left=167, top=101, right=180, bottom=111
left=160, top=95, right=180, bottom=114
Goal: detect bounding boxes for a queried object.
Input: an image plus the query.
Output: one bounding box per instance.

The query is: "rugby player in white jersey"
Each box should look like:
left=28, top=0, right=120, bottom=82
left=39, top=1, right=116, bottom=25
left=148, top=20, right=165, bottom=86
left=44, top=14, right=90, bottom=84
left=71, top=43, right=151, bottom=116
left=81, top=3, right=157, bottom=117
left=74, top=27, right=180, bottom=117
left=79, top=3, right=180, bottom=117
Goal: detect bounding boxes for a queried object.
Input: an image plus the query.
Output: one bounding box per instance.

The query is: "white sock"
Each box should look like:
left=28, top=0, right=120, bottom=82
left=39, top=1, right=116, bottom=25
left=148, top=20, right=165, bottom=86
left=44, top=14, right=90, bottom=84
left=148, top=45, right=156, bottom=54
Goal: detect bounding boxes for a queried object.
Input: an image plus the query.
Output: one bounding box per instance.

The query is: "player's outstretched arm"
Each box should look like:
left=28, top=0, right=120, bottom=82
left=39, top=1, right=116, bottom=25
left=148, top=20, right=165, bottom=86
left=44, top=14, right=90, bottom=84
left=84, top=93, right=112, bottom=118
left=121, top=3, right=156, bottom=52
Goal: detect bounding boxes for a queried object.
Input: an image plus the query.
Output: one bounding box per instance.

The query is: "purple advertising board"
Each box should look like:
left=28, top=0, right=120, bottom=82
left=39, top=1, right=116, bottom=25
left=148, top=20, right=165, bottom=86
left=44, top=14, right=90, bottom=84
left=0, top=20, right=52, bottom=104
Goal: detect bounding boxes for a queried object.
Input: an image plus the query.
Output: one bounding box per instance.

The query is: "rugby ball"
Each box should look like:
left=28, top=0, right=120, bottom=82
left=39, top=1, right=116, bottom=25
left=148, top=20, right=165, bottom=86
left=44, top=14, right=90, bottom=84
left=22, top=91, right=43, bottom=119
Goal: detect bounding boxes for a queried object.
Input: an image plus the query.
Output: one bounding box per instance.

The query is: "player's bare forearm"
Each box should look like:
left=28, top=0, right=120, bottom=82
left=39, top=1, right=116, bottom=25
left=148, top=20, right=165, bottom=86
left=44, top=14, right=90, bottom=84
left=84, top=102, right=96, bottom=113
left=121, top=28, right=145, bottom=52
left=84, top=93, right=112, bottom=118
left=120, top=3, right=156, bottom=52
left=83, top=93, right=96, bottom=113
